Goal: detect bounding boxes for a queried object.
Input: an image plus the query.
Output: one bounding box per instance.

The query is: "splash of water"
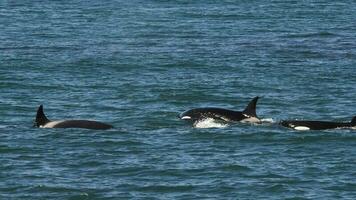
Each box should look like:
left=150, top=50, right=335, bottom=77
left=261, top=118, right=275, bottom=123
left=193, top=118, right=229, bottom=129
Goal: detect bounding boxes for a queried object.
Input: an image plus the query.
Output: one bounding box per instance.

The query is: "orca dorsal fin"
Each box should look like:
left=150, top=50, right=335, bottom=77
left=35, top=105, right=50, bottom=127
left=351, top=116, right=356, bottom=126
left=242, top=96, right=259, bottom=117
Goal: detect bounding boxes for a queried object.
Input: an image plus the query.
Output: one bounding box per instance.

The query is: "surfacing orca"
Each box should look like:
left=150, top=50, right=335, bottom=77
left=280, top=116, right=356, bottom=131
left=179, top=96, right=260, bottom=124
left=34, top=105, right=113, bottom=130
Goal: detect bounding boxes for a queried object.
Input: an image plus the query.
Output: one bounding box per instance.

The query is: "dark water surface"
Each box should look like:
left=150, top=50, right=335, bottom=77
left=1, top=1, right=356, bottom=199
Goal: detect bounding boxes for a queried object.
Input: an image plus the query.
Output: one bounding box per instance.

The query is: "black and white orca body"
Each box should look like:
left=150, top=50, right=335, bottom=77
left=34, top=105, right=113, bottom=130
left=280, top=116, right=356, bottom=131
left=179, top=96, right=260, bottom=124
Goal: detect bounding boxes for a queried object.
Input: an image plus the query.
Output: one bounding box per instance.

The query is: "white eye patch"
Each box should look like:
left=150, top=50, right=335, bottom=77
left=294, top=126, right=310, bottom=131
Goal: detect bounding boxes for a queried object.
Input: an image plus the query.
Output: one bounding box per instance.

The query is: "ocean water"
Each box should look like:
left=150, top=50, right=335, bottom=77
left=1, top=1, right=356, bottom=199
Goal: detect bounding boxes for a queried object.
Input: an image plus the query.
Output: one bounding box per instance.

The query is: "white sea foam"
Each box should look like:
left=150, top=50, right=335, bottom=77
left=193, top=118, right=228, bottom=129
left=260, top=118, right=275, bottom=123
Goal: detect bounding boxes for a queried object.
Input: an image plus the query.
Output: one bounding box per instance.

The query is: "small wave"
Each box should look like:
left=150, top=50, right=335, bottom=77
left=0, top=125, right=8, bottom=129
left=281, top=31, right=339, bottom=38
left=222, top=164, right=252, bottom=172
left=137, top=184, right=194, bottom=193
left=193, top=118, right=228, bottom=129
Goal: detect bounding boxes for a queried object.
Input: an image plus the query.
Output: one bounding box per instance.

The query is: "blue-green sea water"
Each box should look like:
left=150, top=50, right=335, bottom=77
left=1, top=1, right=356, bottom=199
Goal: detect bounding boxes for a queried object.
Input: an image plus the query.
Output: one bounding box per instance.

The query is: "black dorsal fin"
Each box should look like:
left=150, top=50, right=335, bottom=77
left=35, top=105, right=50, bottom=127
left=351, top=116, right=356, bottom=126
left=242, top=96, right=259, bottom=117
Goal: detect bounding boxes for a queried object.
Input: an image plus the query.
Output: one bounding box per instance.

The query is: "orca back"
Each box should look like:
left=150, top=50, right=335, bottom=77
left=34, top=105, right=113, bottom=130
left=52, top=120, right=113, bottom=130
left=281, top=119, right=351, bottom=130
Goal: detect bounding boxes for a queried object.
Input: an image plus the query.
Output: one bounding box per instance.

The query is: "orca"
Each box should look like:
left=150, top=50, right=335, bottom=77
left=280, top=116, right=356, bottom=131
left=179, top=96, right=260, bottom=124
left=34, top=105, right=113, bottom=130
